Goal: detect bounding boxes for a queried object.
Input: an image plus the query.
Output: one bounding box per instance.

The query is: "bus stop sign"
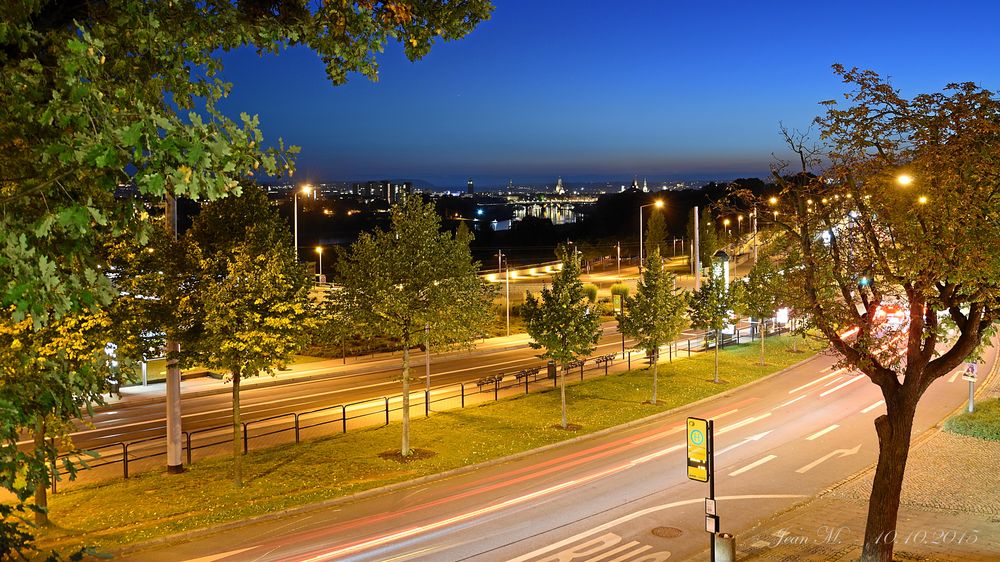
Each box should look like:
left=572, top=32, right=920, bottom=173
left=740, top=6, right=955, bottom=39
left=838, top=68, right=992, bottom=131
left=687, top=417, right=709, bottom=482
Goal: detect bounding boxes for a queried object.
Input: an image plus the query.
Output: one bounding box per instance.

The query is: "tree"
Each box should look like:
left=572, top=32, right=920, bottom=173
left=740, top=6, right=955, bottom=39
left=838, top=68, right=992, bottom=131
left=523, top=246, right=602, bottom=429
left=736, top=257, right=781, bottom=365
left=338, top=198, right=493, bottom=456
left=688, top=276, right=735, bottom=383
left=618, top=249, right=686, bottom=403
left=183, top=188, right=311, bottom=487
left=764, top=66, right=1000, bottom=561
left=645, top=210, right=668, bottom=257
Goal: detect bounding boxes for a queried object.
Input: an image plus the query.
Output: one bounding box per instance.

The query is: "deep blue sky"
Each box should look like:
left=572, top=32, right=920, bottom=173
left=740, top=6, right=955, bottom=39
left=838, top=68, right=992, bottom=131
left=219, top=1, right=1000, bottom=188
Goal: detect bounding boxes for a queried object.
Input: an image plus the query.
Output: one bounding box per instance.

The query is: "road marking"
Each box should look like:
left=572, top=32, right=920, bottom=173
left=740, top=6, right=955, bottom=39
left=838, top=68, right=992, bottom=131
left=818, top=374, right=866, bottom=397
left=788, top=368, right=846, bottom=394
left=718, top=413, right=771, bottom=435
left=728, top=455, right=777, bottom=477
left=716, top=430, right=772, bottom=456
left=948, top=370, right=960, bottom=383
left=630, top=425, right=685, bottom=445
left=183, top=547, right=259, bottom=562
left=795, top=444, right=861, bottom=473
left=821, top=376, right=845, bottom=387
left=772, top=395, right=806, bottom=410
left=806, top=424, right=839, bottom=441
left=507, top=495, right=806, bottom=562
left=861, top=400, right=884, bottom=414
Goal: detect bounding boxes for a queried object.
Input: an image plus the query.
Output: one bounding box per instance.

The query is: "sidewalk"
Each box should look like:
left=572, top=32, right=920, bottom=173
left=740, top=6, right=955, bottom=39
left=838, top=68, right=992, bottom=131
left=701, top=345, right=1000, bottom=561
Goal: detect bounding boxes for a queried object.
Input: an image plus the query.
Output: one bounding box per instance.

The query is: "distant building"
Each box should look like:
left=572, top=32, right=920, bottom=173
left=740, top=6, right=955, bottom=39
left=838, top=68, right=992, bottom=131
left=467, top=178, right=474, bottom=195
left=352, top=180, right=412, bottom=203
left=555, top=176, right=565, bottom=195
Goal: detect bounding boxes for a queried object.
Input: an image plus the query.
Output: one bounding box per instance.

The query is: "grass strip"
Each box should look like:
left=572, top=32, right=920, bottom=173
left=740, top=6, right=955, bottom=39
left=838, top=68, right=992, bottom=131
left=944, top=398, right=1000, bottom=441
left=37, top=334, right=825, bottom=554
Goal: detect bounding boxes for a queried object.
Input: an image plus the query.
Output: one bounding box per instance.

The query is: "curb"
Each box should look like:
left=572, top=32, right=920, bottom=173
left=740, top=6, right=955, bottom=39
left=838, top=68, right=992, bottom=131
left=681, top=334, right=1000, bottom=562
left=112, top=343, right=829, bottom=556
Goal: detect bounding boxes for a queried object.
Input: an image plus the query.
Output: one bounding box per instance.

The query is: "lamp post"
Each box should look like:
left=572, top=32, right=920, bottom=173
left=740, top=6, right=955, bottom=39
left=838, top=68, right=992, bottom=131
left=499, top=251, right=510, bottom=337
left=616, top=242, right=621, bottom=280
left=737, top=214, right=743, bottom=235
left=315, top=246, right=323, bottom=281
left=294, top=184, right=312, bottom=261
left=638, top=200, right=664, bottom=271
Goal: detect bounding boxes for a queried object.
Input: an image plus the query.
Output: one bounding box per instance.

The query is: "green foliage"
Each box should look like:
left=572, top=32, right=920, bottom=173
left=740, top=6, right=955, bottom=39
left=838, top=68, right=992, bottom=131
left=582, top=283, right=598, bottom=303
left=944, top=399, right=1000, bottom=441
left=610, top=283, right=630, bottom=299
left=734, top=258, right=781, bottom=364
left=644, top=209, right=667, bottom=256
left=688, top=276, right=735, bottom=334
left=523, top=246, right=602, bottom=368
left=1, top=1, right=493, bottom=327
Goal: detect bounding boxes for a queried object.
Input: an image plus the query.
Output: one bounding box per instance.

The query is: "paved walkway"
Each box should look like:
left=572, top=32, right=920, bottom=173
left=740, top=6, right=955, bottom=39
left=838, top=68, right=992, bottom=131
left=706, top=349, right=1000, bottom=561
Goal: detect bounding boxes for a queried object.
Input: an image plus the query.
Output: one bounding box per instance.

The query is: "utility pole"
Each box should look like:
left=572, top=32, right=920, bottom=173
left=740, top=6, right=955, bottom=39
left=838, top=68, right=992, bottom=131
left=499, top=250, right=510, bottom=337
left=165, top=195, right=183, bottom=474
left=424, top=323, right=431, bottom=392
left=694, top=205, right=701, bottom=291
left=752, top=206, right=758, bottom=264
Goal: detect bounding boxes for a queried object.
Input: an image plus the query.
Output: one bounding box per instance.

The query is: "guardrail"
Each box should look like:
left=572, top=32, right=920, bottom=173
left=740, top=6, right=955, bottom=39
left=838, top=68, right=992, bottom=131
left=46, top=323, right=787, bottom=490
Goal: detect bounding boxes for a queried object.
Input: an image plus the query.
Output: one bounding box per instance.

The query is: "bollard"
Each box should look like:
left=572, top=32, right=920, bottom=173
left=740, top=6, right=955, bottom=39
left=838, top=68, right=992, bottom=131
left=714, top=533, right=736, bottom=562
left=425, top=390, right=430, bottom=417
left=461, top=383, right=465, bottom=408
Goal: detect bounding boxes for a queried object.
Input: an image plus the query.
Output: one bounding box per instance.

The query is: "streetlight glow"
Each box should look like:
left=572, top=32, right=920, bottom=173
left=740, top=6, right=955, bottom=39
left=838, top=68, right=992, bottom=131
left=917, top=195, right=928, bottom=205
left=654, top=199, right=664, bottom=208
left=897, top=174, right=914, bottom=186
left=768, top=196, right=778, bottom=205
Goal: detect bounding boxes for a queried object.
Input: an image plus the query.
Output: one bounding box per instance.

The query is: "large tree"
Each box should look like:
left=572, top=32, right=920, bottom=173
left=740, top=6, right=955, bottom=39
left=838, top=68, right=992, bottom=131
left=764, top=66, right=1000, bottom=562
left=644, top=209, right=668, bottom=257
left=618, top=248, right=686, bottom=404
left=338, top=198, right=493, bottom=457
left=523, top=245, right=602, bottom=429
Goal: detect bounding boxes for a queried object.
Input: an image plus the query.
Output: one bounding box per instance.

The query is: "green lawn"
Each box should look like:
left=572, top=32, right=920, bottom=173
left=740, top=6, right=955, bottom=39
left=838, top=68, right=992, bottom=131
left=944, top=398, right=1000, bottom=441
left=37, top=334, right=825, bottom=555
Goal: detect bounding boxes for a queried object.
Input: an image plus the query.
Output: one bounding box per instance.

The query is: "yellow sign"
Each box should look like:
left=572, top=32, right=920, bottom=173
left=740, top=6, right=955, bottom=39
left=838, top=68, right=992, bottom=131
left=687, top=417, right=709, bottom=482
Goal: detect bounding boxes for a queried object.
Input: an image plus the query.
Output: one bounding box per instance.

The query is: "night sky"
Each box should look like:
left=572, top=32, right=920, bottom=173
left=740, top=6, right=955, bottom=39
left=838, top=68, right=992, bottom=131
left=218, top=1, right=1000, bottom=188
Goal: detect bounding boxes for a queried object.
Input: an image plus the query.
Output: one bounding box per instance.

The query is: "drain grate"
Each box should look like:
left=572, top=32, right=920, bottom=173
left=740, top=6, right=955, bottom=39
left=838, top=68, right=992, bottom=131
left=651, top=527, right=683, bottom=539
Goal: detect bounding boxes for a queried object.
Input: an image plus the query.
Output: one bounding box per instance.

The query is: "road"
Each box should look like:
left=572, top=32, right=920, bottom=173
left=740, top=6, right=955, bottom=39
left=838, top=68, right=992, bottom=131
left=123, top=339, right=996, bottom=562
left=67, top=323, right=714, bottom=452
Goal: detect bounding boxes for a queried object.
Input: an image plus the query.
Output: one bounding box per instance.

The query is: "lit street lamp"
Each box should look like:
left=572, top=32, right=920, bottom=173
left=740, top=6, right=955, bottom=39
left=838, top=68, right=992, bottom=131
left=638, top=200, right=664, bottom=270
left=315, top=246, right=323, bottom=280
left=616, top=242, right=621, bottom=280
left=498, top=250, right=510, bottom=337
left=737, top=214, right=743, bottom=235
left=294, top=184, right=313, bottom=261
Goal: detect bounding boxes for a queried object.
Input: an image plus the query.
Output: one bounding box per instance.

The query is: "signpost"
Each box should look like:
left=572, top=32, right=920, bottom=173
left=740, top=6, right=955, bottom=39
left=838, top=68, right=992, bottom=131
left=964, top=363, right=977, bottom=413
left=688, top=417, right=717, bottom=560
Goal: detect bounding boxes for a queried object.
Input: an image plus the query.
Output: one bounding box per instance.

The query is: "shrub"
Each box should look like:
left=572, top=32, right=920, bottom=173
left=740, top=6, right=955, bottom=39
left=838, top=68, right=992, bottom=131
left=944, top=398, right=1000, bottom=441
left=582, top=283, right=598, bottom=303
left=610, top=283, right=630, bottom=299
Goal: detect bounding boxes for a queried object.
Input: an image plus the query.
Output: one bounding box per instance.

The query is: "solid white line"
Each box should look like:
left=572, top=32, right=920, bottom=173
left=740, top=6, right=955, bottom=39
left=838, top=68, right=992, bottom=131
left=861, top=400, right=885, bottom=414
left=772, top=395, right=806, bottom=411
left=788, top=368, right=846, bottom=394
left=806, top=424, right=839, bottom=441
left=948, top=370, right=960, bottom=383
left=821, top=376, right=845, bottom=388
left=717, top=413, right=771, bottom=435
left=728, top=455, right=778, bottom=477
left=183, top=547, right=259, bottom=562
left=818, top=374, right=866, bottom=397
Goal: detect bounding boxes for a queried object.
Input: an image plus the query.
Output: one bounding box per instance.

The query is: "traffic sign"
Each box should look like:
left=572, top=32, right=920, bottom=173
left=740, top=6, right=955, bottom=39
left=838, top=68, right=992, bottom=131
left=687, top=417, right=709, bottom=482
left=963, top=372, right=976, bottom=383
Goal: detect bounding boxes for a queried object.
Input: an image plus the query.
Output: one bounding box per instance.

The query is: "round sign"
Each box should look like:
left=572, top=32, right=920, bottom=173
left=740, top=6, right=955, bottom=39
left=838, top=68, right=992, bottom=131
left=690, top=429, right=705, bottom=445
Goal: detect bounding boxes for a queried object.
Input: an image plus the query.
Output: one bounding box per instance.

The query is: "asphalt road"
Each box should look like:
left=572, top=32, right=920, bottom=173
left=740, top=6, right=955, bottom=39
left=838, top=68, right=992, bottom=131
left=66, top=323, right=714, bottom=452
left=123, top=340, right=996, bottom=562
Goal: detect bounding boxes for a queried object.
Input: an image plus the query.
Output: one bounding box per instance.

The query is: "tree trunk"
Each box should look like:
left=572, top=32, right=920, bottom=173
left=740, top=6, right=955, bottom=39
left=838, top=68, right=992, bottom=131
left=651, top=350, right=659, bottom=404
left=861, top=399, right=917, bottom=561
left=760, top=319, right=766, bottom=366
left=232, top=368, right=242, bottom=488
left=401, top=342, right=411, bottom=456
left=560, top=364, right=568, bottom=429
left=714, top=330, right=720, bottom=383
left=33, top=418, right=48, bottom=527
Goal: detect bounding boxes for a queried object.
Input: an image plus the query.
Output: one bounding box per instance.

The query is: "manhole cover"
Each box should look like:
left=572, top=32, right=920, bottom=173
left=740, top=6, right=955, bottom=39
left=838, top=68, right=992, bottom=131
left=651, top=527, right=683, bottom=539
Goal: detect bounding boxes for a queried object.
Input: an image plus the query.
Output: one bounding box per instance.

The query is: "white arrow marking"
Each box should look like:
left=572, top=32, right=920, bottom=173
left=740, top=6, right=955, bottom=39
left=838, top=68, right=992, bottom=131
left=728, top=454, right=777, bottom=476
left=795, top=444, right=862, bottom=473
left=806, top=424, right=839, bottom=441
left=715, top=430, right=773, bottom=456
left=861, top=400, right=884, bottom=414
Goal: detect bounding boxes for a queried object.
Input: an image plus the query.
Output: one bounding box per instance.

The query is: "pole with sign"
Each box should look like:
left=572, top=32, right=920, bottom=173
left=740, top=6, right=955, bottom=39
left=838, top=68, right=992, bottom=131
left=964, top=363, right=977, bottom=413
left=688, top=417, right=717, bottom=560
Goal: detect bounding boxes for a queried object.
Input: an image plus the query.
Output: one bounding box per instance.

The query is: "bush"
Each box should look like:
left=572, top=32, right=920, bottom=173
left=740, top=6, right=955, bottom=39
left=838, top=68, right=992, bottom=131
left=582, top=283, right=598, bottom=303
left=944, top=398, right=1000, bottom=441
left=610, top=283, right=630, bottom=299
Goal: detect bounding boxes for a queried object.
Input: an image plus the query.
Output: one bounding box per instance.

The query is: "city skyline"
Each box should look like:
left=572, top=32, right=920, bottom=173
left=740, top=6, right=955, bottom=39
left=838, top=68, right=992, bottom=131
left=218, top=0, right=1000, bottom=186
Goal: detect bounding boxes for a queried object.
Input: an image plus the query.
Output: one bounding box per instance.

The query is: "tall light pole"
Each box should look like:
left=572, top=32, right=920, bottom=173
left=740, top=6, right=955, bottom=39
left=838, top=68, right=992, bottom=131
left=737, top=214, right=743, bottom=235
left=616, top=242, right=621, bottom=280
left=638, top=200, right=664, bottom=271
left=693, top=205, right=701, bottom=290
left=294, top=184, right=312, bottom=261
left=499, top=250, right=510, bottom=337
left=315, top=246, right=323, bottom=281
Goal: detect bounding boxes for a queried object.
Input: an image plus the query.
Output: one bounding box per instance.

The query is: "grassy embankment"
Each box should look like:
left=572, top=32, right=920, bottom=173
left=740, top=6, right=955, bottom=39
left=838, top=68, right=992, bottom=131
left=944, top=398, right=1000, bottom=441
left=38, top=334, right=826, bottom=554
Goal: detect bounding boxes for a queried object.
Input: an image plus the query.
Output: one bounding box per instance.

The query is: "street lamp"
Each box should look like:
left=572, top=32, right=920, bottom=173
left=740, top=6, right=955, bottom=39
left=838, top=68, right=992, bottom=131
left=638, top=200, right=664, bottom=270
left=294, top=184, right=313, bottom=261
left=897, top=174, right=914, bottom=186
left=723, top=217, right=731, bottom=239
left=615, top=242, right=621, bottom=280
left=315, top=246, right=323, bottom=280
left=498, top=250, right=510, bottom=337
left=737, top=214, right=743, bottom=235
